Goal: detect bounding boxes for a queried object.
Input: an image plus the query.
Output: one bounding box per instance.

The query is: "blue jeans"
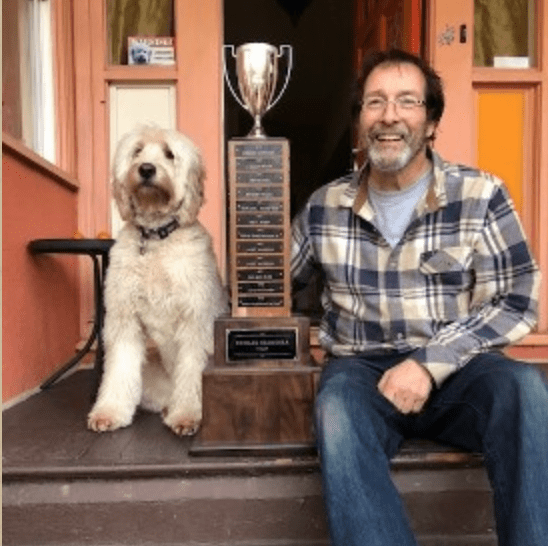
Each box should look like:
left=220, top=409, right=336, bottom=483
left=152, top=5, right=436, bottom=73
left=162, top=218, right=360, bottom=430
left=315, top=351, right=548, bottom=546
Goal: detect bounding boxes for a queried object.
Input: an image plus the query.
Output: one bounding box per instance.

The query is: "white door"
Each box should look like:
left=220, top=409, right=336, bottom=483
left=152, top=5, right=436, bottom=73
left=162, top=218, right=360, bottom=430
left=109, top=83, right=177, bottom=237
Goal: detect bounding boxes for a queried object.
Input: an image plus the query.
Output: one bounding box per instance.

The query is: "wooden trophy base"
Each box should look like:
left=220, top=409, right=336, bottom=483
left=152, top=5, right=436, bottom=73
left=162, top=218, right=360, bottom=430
left=190, top=366, right=320, bottom=456
left=190, top=316, right=321, bottom=456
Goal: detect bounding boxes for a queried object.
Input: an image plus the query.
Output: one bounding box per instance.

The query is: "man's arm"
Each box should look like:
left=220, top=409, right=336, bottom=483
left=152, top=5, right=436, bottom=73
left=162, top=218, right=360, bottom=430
left=291, top=205, right=317, bottom=293
left=412, top=181, right=540, bottom=386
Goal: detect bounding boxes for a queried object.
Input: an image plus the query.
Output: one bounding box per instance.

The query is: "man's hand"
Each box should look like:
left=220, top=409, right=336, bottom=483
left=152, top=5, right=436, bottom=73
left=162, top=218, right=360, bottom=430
left=378, top=359, right=433, bottom=414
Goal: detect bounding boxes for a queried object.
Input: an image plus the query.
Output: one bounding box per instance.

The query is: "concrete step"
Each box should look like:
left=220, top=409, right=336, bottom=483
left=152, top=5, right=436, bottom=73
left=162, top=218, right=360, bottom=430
left=3, top=467, right=496, bottom=546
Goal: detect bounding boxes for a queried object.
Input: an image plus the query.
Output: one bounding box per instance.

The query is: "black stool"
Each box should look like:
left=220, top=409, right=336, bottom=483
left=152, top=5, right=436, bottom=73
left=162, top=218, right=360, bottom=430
left=28, top=238, right=115, bottom=391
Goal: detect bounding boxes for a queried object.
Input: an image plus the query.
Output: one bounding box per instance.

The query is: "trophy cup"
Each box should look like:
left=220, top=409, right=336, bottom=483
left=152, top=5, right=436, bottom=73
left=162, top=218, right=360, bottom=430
left=224, top=42, right=292, bottom=138
left=191, top=43, right=319, bottom=456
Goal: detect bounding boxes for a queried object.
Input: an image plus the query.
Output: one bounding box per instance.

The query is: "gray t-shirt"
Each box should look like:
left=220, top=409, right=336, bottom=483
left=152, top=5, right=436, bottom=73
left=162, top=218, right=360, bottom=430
left=369, top=170, right=432, bottom=248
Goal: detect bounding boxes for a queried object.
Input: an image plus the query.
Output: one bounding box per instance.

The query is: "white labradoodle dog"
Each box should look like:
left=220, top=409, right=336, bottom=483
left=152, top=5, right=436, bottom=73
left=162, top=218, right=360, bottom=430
left=88, top=125, right=228, bottom=436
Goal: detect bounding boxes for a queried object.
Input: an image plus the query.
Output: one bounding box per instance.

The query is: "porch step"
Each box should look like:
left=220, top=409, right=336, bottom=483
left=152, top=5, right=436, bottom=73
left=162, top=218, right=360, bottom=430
left=7, top=366, right=546, bottom=546
left=3, top=470, right=495, bottom=546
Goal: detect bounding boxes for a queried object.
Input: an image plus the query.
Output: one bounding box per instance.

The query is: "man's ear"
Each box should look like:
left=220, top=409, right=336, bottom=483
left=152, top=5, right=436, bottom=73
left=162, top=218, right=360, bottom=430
left=426, top=122, right=438, bottom=141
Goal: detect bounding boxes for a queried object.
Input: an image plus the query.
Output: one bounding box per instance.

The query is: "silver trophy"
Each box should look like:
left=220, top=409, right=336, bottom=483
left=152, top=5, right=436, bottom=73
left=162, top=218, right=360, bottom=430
left=224, top=43, right=293, bottom=138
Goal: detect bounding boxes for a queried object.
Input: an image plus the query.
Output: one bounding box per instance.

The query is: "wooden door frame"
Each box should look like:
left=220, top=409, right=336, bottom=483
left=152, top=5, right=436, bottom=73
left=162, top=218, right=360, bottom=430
left=427, top=0, right=548, bottom=354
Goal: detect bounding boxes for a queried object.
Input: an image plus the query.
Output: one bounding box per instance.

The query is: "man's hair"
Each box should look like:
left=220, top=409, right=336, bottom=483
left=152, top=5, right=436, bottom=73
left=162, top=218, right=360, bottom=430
left=352, top=49, right=445, bottom=125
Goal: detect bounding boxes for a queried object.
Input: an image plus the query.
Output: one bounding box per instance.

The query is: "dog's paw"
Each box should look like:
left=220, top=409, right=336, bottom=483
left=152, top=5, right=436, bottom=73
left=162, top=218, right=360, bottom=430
left=163, top=409, right=201, bottom=436
left=87, top=410, right=128, bottom=432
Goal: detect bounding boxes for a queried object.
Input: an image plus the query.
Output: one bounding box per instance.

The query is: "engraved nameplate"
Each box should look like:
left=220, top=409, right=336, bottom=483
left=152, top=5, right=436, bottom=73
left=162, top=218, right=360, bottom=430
left=238, top=296, right=284, bottom=307
left=236, top=241, right=283, bottom=253
left=236, top=186, right=283, bottom=199
left=236, top=157, right=283, bottom=170
left=213, top=316, right=311, bottom=367
left=236, top=172, right=283, bottom=184
left=237, top=269, right=284, bottom=281
left=236, top=256, right=284, bottom=268
left=238, top=282, right=284, bottom=294
left=235, top=143, right=283, bottom=157
left=226, top=328, right=298, bottom=362
left=237, top=214, right=283, bottom=226
left=236, top=201, right=283, bottom=212
left=237, top=227, right=283, bottom=240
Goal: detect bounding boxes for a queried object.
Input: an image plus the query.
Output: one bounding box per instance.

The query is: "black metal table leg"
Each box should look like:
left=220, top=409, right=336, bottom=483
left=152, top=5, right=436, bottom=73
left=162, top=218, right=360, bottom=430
left=40, top=253, right=103, bottom=389
left=91, top=252, right=108, bottom=398
left=28, top=238, right=115, bottom=390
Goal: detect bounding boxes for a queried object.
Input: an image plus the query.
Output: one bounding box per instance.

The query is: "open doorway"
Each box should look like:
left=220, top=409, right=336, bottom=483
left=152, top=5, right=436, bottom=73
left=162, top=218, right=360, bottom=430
left=224, top=0, right=355, bottom=219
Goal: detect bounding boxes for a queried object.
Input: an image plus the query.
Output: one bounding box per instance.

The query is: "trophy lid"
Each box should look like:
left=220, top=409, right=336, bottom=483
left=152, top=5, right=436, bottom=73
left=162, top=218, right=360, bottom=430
left=237, top=42, right=278, bottom=55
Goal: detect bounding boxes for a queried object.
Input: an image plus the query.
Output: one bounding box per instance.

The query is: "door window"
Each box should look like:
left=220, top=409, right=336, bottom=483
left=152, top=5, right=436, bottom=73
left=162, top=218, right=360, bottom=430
left=474, top=0, right=536, bottom=67
left=107, top=0, right=174, bottom=65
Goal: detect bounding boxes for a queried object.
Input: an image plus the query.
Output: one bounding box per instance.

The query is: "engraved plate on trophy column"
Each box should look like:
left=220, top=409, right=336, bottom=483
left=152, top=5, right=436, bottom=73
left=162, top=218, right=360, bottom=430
left=229, top=138, right=291, bottom=318
left=236, top=200, right=283, bottom=212
left=236, top=227, right=283, bottom=239
left=236, top=255, right=284, bottom=268
left=237, top=213, right=283, bottom=226
left=237, top=172, right=283, bottom=184
left=236, top=186, right=283, bottom=199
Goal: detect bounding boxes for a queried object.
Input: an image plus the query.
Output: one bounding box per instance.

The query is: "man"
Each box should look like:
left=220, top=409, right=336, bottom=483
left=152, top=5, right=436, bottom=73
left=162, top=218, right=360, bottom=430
left=291, top=49, right=548, bottom=546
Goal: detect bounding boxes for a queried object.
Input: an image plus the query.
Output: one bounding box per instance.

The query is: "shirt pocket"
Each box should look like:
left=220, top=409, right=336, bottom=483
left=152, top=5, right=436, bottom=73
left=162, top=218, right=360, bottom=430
left=419, top=246, right=474, bottom=290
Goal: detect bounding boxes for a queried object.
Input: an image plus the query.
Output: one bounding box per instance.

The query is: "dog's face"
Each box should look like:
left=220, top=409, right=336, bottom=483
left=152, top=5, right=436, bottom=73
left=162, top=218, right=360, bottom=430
left=129, top=44, right=152, bottom=64
left=112, top=126, right=205, bottom=227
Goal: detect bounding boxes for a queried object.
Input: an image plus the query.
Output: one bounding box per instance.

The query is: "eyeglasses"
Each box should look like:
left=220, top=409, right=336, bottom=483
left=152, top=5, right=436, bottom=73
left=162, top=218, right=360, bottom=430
left=363, top=96, right=426, bottom=112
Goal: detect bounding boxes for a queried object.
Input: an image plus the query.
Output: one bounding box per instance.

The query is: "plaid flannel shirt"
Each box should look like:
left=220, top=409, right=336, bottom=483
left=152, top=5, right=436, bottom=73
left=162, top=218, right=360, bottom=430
left=291, top=150, right=540, bottom=385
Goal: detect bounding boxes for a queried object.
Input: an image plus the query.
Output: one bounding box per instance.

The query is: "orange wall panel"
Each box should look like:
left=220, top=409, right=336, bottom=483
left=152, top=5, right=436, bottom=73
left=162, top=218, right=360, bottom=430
left=476, top=90, right=525, bottom=213
left=2, top=140, right=80, bottom=403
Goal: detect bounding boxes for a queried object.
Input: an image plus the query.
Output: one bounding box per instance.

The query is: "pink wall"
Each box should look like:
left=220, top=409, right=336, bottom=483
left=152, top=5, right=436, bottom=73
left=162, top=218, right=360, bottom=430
left=2, top=136, right=80, bottom=403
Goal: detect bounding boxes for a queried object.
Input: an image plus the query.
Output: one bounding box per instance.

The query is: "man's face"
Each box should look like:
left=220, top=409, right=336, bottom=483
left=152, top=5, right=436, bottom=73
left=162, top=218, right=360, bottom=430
left=359, top=62, right=436, bottom=175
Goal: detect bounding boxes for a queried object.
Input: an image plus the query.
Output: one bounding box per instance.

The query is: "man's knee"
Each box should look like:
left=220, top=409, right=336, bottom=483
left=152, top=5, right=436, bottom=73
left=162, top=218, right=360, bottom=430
left=316, top=362, right=379, bottom=421
left=469, top=356, right=548, bottom=423
left=502, top=364, right=548, bottom=419
left=315, top=373, right=367, bottom=441
left=315, top=365, right=404, bottom=460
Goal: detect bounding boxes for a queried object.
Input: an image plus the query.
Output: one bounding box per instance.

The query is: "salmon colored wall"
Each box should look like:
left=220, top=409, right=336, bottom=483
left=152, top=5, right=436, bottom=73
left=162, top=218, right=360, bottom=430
left=177, top=0, right=225, bottom=273
left=2, top=135, right=80, bottom=403
left=428, top=0, right=475, bottom=166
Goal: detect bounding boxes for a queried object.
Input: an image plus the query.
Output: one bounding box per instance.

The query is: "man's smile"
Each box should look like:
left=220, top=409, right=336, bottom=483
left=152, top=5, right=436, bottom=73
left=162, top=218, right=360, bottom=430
left=369, top=129, right=409, bottom=147
left=375, top=134, right=404, bottom=142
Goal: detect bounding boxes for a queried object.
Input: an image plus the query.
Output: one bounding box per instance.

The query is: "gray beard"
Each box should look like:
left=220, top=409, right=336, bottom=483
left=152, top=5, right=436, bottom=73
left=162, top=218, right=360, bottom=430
left=367, top=143, right=414, bottom=172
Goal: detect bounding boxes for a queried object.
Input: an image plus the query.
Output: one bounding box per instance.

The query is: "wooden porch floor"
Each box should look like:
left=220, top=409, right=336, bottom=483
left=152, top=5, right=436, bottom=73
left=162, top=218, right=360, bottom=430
left=2, top=369, right=321, bottom=481
left=2, top=368, right=489, bottom=482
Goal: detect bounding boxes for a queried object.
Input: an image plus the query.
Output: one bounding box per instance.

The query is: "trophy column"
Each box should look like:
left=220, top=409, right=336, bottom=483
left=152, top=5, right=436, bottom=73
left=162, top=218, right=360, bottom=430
left=229, top=139, right=291, bottom=318
left=191, top=43, right=319, bottom=455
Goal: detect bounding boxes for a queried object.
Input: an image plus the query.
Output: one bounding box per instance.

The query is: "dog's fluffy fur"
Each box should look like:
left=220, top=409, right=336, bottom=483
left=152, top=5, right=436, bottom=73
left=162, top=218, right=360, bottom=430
left=88, top=125, right=228, bottom=436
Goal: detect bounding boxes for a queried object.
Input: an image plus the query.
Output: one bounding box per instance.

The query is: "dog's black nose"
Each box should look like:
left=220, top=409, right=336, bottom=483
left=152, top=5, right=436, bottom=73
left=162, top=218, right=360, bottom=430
left=138, top=163, right=156, bottom=180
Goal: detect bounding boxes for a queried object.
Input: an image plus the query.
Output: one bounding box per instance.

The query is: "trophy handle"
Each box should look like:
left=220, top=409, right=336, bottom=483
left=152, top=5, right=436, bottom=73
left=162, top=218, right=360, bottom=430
left=223, top=45, right=248, bottom=111
left=268, top=45, right=293, bottom=112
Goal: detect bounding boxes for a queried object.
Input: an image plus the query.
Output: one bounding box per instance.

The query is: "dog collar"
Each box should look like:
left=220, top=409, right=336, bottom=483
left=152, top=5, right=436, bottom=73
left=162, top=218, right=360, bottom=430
left=138, top=218, right=180, bottom=241
left=137, top=218, right=180, bottom=254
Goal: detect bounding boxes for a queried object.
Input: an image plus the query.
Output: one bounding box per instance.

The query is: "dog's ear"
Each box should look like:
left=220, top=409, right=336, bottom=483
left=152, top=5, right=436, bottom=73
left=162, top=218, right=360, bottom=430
left=111, top=129, right=139, bottom=222
left=112, top=176, right=133, bottom=221
left=171, top=133, right=206, bottom=223
left=188, top=149, right=206, bottom=212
